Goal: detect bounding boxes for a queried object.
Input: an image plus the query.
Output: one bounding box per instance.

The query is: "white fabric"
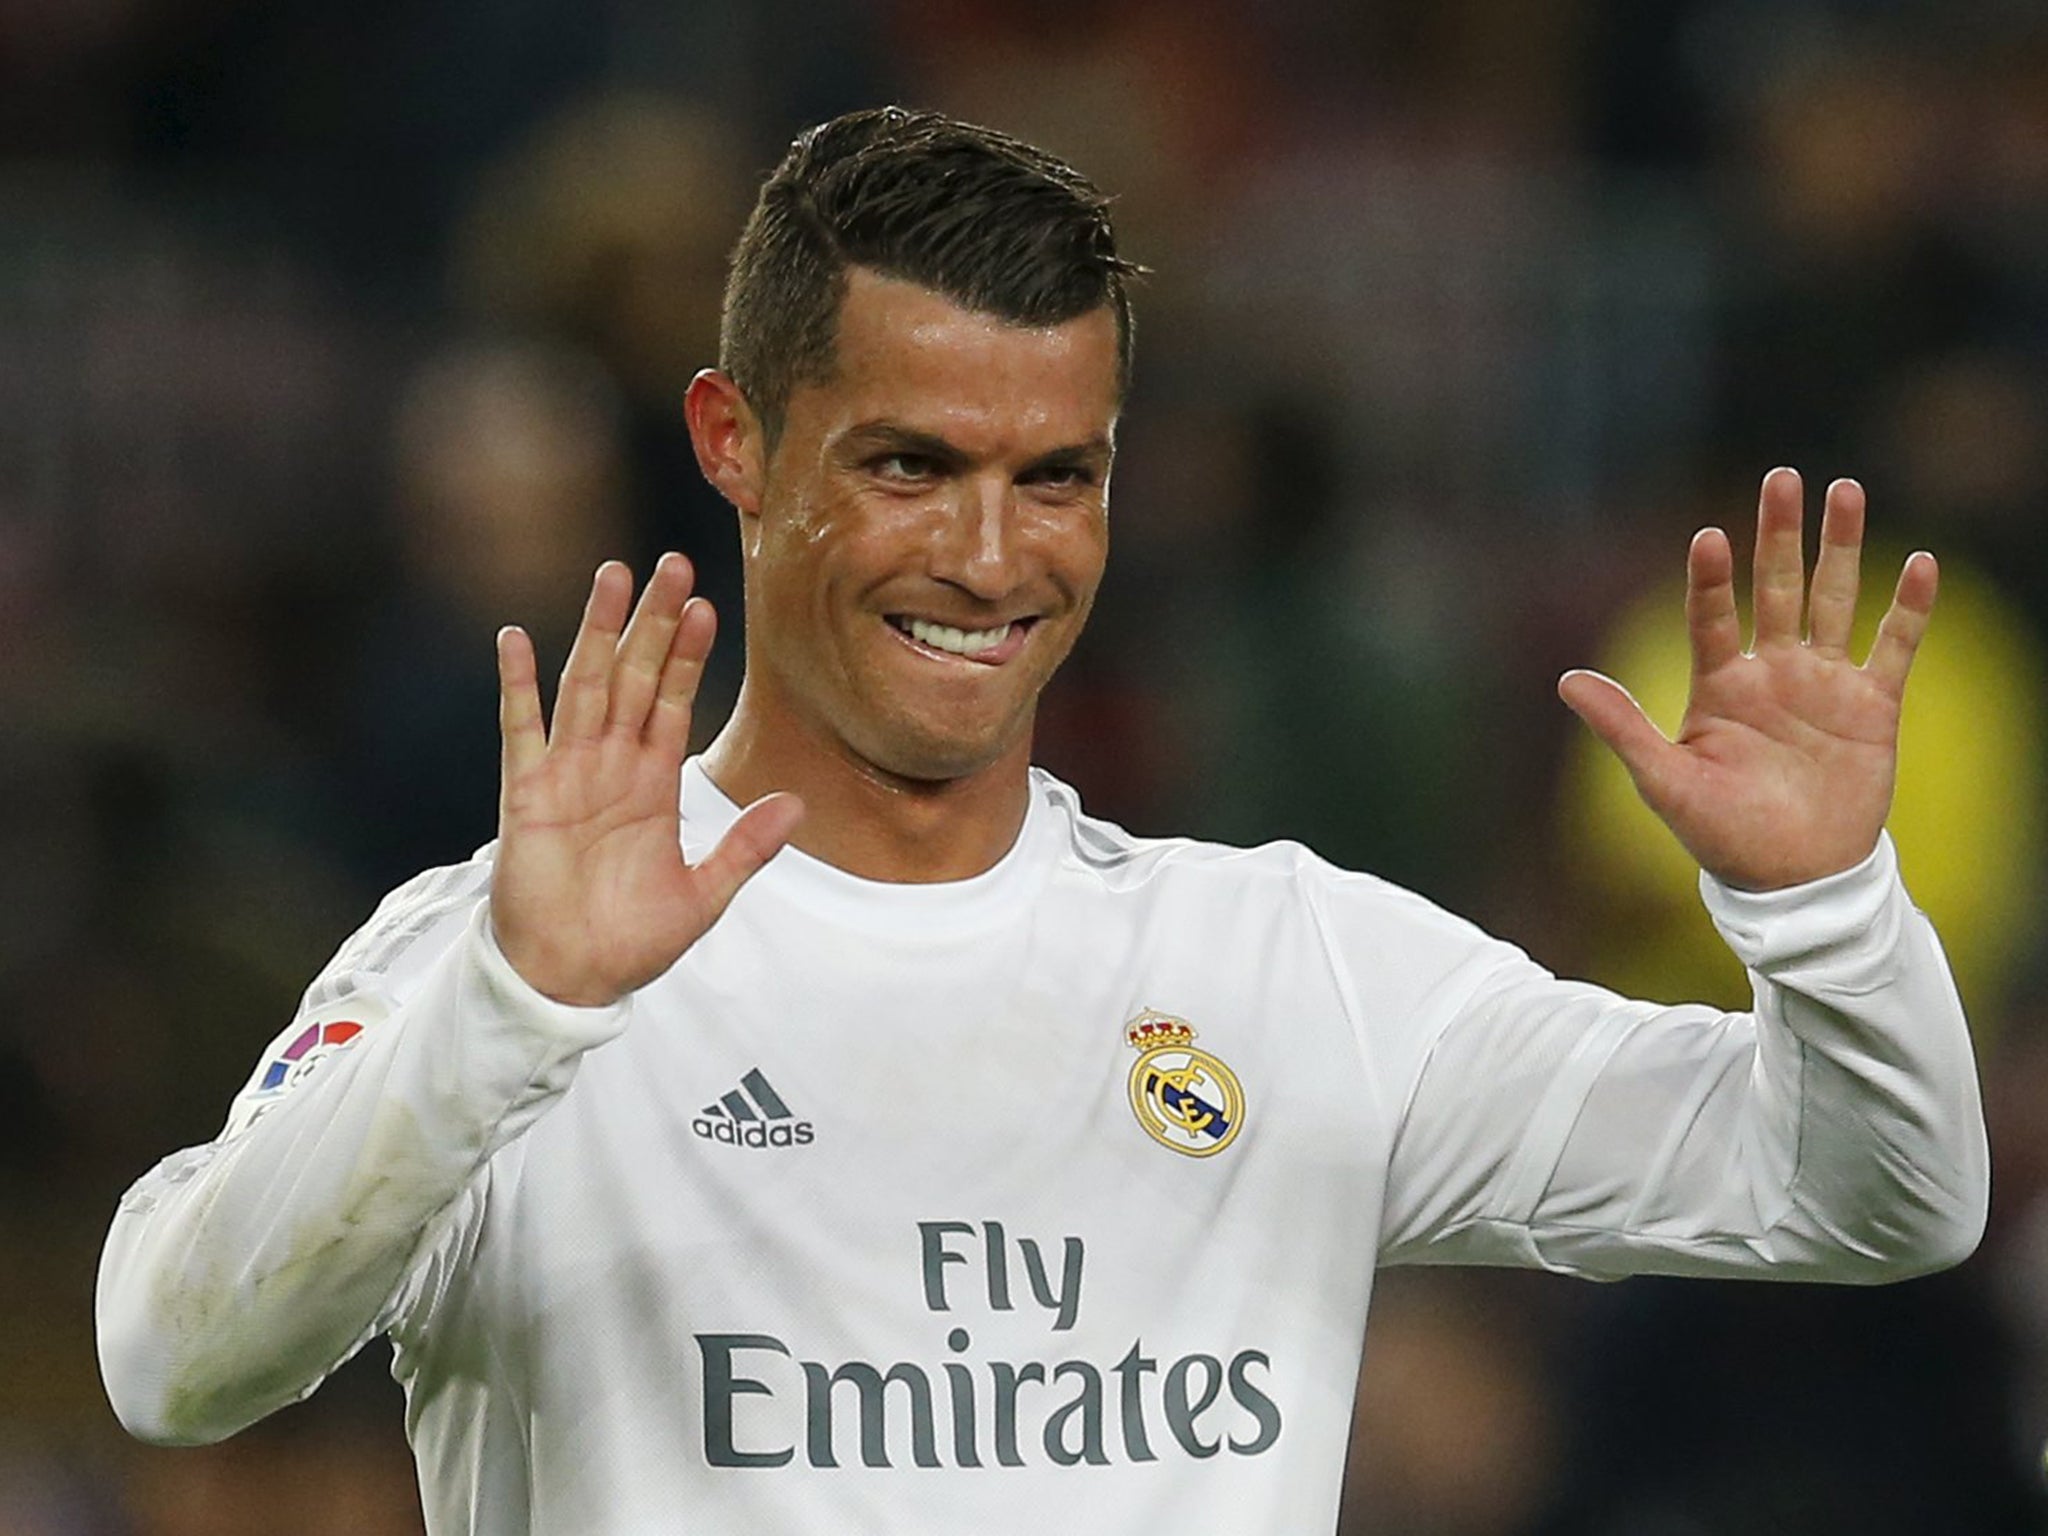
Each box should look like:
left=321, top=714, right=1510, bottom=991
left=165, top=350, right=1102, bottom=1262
left=97, top=761, right=1989, bottom=1535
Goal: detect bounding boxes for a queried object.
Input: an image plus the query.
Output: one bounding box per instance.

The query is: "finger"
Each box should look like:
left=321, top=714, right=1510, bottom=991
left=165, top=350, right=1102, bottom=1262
left=497, top=625, right=547, bottom=781
left=647, top=597, right=718, bottom=758
left=1806, top=478, right=1865, bottom=656
left=554, top=562, right=633, bottom=743
left=606, top=553, right=695, bottom=738
left=1559, top=668, right=1680, bottom=803
left=692, top=792, right=806, bottom=918
left=1865, top=551, right=1939, bottom=696
left=1685, top=526, right=1742, bottom=675
left=1751, top=466, right=1807, bottom=647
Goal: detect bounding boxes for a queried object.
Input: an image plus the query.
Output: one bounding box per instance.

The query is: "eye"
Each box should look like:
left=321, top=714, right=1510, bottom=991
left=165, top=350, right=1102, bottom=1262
left=870, top=452, right=942, bottom=484
left=1022, top=464, right=1098, bottom=493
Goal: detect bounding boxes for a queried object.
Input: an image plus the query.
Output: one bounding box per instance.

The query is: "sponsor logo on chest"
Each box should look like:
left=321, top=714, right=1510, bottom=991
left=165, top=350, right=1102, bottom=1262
left=696, top=1217, right=1284, bottom=1471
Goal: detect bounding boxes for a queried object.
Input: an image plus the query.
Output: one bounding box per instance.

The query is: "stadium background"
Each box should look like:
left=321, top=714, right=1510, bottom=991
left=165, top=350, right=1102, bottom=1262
left=4, top=0, right=2048, bottom=1529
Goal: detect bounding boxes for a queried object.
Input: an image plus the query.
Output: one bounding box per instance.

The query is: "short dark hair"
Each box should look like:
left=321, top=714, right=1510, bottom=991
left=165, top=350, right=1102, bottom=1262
left=720, top=106, right=1141, bottom=442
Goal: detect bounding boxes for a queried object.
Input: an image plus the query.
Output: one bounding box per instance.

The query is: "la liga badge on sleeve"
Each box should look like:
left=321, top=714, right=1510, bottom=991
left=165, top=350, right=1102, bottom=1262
left=1124, top=1009, right=1246, bottom=1158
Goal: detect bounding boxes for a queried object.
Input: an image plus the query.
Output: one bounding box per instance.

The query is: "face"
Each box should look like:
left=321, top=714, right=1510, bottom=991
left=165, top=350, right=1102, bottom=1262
left=715, top=269, right=1119, bottom=784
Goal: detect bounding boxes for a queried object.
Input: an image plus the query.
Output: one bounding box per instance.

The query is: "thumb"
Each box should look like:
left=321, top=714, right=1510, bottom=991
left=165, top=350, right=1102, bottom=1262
left=693, top=792, right=806, bottom=918
left=1558, top=669, right=1677, bottom=798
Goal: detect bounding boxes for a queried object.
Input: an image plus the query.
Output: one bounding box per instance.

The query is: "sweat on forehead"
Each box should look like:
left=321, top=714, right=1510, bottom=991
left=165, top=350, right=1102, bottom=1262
left=775, top=273, right=1124, bottom=463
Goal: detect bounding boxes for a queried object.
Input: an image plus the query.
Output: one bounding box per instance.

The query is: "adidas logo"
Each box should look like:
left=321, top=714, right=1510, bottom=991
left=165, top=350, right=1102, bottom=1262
left=692, top=1067, right=815, bottom=1149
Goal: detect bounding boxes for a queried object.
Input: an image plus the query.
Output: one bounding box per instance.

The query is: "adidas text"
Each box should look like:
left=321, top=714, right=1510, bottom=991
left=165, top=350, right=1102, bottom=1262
left=694, top=1117, right=816, bottom=1148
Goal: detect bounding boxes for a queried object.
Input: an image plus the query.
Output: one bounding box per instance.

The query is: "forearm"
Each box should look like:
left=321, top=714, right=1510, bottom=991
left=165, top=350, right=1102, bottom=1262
left=96, top=907, right=627, bottom=1444
left=1378, top=836, right=1988, bottom=1278
left=1523, top=835, right=1985, bottom=1279
left=1697, top=832, right=1988, bottom=1275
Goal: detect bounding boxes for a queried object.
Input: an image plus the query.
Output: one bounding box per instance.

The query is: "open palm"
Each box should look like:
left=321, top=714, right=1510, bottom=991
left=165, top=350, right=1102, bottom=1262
left=490, top=555, right=803, bottom=1006
left=1560, top=469, right=1937, bottom=891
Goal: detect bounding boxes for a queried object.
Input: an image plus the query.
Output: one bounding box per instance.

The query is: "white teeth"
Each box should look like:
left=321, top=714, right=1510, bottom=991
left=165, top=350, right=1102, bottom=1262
left=904, top=617, right=1013, bottom=656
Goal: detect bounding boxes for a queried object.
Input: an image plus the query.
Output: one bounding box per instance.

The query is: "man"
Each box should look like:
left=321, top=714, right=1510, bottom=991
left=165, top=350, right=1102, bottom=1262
left=98, top=107, right=1988, bottom=1534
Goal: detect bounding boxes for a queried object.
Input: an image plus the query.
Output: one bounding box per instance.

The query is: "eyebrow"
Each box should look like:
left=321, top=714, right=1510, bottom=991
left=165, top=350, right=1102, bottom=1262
left=837, top=422, right=971, bottom=470
left=1023, top=436, right=1115, bottom=474
left=836, top=421, right=1114, bottom=475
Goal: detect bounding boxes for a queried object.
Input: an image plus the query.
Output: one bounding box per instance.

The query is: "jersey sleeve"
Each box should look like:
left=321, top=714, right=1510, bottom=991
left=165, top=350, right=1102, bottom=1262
left=1351, top=834, right=1988, bottom=1279
left=95, top=855, right=631, bottom=1446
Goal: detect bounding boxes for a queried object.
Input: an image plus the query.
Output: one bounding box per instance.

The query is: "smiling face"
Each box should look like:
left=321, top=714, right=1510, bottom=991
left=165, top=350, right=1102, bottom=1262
left=712, top=268, right=1119, bottom=787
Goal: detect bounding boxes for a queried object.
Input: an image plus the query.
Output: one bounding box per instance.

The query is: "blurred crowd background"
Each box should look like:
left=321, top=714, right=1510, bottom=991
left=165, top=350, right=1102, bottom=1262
left=5, top=0, right=2048, bottom=1531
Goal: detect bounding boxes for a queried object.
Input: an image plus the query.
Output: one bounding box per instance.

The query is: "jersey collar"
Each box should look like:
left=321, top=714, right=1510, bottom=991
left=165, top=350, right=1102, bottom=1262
left=679, top=758, right=1054, bottom=936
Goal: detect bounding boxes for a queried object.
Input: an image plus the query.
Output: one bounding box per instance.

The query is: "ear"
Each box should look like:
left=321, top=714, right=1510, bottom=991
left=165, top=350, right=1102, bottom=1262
left=684, top=370, right=766, bottom=518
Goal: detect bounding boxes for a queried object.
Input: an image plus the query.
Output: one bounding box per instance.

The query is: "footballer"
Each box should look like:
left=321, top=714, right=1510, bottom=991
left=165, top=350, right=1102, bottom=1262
left=97, top=107, right=1987, bottom=1534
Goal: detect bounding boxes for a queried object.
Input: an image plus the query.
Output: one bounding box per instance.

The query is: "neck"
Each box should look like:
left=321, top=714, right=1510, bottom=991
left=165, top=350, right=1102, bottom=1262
left=701, top=691, right=1033, bottom=884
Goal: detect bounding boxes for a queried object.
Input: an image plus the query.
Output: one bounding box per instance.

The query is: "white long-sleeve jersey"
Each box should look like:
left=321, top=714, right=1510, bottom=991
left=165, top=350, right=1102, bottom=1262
left=98, top=761, right=1989, bottom=1534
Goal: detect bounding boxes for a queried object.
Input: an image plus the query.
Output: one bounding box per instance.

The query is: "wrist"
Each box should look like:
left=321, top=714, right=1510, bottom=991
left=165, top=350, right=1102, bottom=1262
left=1702, top=835, right=1883, bottom=895
left=486, top=913, right=628, bottom=1010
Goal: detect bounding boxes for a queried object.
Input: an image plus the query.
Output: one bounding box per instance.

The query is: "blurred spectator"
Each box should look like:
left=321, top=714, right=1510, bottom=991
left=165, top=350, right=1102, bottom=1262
left=1875, top=347, right=2048, bottom=628
left=452, top=95, right=748, bottom=414
left=337, top=339, right=635, bottom=886
left=0, top=1448, right=127, bottom=1535
left=1536, top=1268, right=2041, bottom=1535
left=1169, top=395, right=1503, bottom=902
left=1341, top=1271, right=1561, bottom=1536
left=452, top=94, right=760, bottom=718
left=122, top=1417, right=423, bottom=1536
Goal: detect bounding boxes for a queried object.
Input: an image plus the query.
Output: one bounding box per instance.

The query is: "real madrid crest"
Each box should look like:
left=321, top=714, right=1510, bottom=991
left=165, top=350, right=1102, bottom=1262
left=1124, top=1009, right=1246, bottom=1158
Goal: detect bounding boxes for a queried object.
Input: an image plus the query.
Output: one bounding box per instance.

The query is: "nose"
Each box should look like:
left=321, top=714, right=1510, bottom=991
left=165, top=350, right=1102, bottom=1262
left=932, top=475, right=1023, bottom=602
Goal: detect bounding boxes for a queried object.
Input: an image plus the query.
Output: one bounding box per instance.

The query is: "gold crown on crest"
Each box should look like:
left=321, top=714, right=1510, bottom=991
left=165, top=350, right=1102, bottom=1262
left=1125, top=1010, right=1195, bottom=1051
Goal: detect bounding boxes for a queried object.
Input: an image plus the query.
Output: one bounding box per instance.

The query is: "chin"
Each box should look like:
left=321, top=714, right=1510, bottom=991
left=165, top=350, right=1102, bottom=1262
left=853, top=714, right=1026, bottom=786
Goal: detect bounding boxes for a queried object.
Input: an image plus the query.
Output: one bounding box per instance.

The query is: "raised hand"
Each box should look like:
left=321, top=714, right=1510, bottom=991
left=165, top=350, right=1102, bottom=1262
left=490, top=554, right=804, bottom=1005
left=1559, top=468, right=1936, bottom=891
